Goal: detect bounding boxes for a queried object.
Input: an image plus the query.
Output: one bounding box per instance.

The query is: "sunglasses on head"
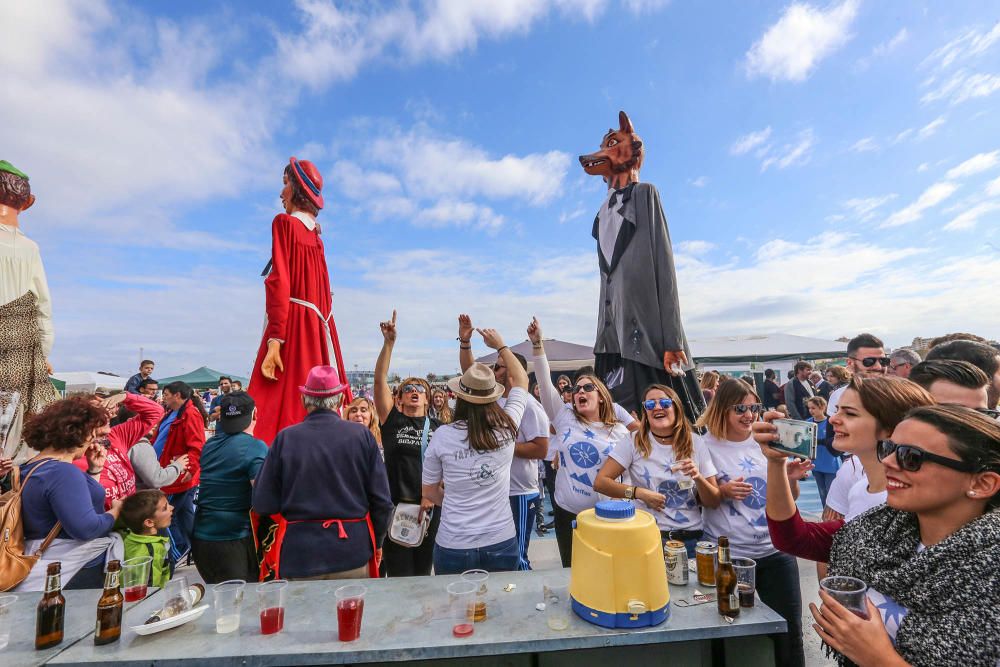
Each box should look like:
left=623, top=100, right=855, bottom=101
left=401, top=384, right=427, bottom=394
left=851, top=355, right=890, bottom=368
left=975, top=407, right=1000, bottom=419
left=573, top=382, right=597, bottom=394
left=876, top=439, right=980, bottom=473
left=730, top=403, right=764, bottom=415
left=643, top=398, right=674, bottom=411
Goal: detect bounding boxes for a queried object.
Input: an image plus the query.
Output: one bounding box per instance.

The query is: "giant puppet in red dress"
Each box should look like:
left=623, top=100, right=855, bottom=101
left=248, top=158, right=352, bottom=446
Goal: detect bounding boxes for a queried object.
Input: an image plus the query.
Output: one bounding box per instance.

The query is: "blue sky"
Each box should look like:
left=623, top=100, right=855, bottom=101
left=3, top=0, right=999, bottom=378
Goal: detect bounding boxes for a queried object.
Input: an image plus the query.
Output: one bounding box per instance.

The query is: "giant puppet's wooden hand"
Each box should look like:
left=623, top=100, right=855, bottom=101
left=663, top=350, right=689, bottom=376
left=261, top=339, right=285, bottom=380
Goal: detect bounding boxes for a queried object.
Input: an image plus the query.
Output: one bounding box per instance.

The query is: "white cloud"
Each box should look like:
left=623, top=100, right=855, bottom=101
left=745, top=0, right=859, bottom=82
left=882, top=181, right=959, bottom=227
left=688, top=176, right=709, bottom=187
left=413, top=200, right=505, bottom=230
left=916, top=116, right=946, bottom=140
left=842, top=194, right=898, bottom=221
left=677, top=240, right=715, bottom=255
left=922, top=69, right=1000, bottom=105
left=872, top=28, right=909, bottom=58
left=850, top=137, right=879, bottom=153
left=730, top=127, right=772, bottom=155
left=917, top=162, right=930, bottom=172
left=943, top=201, right=1000, bottom=231
left=620, top=0, right=671, bottom=12
left=890, top=128, right=914, bottom=145
left=761, top=129, right=815, bottom=171
left=986, top=175, right=1000, bottom=197
left=922, top=23, right=1000, bottom=72
left=945, top=150, right=1000, bottom=180
left=329, top=160, right=402, bottom=196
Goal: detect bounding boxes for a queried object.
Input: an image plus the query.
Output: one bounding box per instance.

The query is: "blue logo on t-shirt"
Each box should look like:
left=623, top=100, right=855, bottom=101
left=568, top=441, right=601, bottom=469
left=658, top=479, right=694, bottom=509
left=742, top=476, right=767, bottom=510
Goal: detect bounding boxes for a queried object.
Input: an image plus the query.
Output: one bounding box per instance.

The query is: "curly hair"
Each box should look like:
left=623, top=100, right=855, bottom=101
left=23, top=396, right=108, bottom=452
left=0, top=170, right=31, bottom=209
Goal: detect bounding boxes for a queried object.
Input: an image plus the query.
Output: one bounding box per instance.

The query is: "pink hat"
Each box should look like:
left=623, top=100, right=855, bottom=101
left=299, top=366, right=347, bottom=397
left=289, top=157, right=324, bottom=210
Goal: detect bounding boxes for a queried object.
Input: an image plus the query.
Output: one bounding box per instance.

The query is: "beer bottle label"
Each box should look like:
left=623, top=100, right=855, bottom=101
left=729, top=593, right=738, bottom=609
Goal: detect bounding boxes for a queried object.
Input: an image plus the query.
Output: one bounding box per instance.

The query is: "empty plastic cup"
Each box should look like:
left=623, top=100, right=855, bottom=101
left=212, top=580, right=246, bottom=634
left=446, top=581, right=477, bottom=638
left=335, top=584, right=366, bottom=641
left=122, top=556, right=152, bottom=602
left=257, top=580, right=287, bottom=635
left=0, top=595, right=16, bottom=650
left=820, top=576, right=869, bottom=619
left=543, top=575, right=571, bottom=630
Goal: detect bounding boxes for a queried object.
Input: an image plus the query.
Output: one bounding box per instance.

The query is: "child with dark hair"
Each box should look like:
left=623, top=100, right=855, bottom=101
left=119, top=490, right=173, bottom=587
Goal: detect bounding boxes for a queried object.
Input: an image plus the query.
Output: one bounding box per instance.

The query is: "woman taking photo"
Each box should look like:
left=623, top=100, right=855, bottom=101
left=420, top=327, right=528, bottom=574
left=760, top=405, right=1000, bottom=666
left=594, top=384, right=721, bottom=556
left=528, top=317, right=631, bottom=567
left=697, top=379, right=812, bottom=667
left=15, top=397, right=124, bottom=590
left=374, top=310, right=440, bottom=576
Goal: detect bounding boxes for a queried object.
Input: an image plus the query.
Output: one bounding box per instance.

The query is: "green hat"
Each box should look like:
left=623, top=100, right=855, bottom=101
left=0, top=161, right=28, bottom=180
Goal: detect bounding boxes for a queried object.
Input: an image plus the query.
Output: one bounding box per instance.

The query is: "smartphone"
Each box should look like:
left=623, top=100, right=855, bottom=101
left=771, top=418, right=817, bottom=459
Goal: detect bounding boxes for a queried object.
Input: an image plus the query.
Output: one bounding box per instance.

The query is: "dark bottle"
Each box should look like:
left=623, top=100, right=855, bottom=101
left=716, top=536, right=741, bottom=618
left=94, top=560, right=124, bottom=645
left=36, top=562, right=66, bottom=650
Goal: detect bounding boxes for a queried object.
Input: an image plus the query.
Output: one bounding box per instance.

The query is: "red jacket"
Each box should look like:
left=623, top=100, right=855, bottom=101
left=74, top=394, right=164, bottom=508
left=767, top=510, right=845, bottom=563
left=152, top=400, right=206, bottom=495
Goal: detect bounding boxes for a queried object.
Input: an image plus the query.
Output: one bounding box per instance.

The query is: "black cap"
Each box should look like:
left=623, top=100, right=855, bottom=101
left=219, top=391, right=255, bottom=434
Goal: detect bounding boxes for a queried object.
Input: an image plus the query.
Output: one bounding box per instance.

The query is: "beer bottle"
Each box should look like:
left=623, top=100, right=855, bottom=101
left=35, top=562, right=66, bottom=650
left=716, top=536, right=740, bottom=618
left=95, top=560, right=124, bottom=645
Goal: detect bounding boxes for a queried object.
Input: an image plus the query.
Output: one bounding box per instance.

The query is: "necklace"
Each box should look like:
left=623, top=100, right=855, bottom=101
left=650, top=430, right=674, bottom=441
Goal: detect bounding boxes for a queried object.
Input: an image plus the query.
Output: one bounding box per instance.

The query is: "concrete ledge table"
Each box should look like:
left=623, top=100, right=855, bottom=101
left=46, top=570, right=785, bottom=667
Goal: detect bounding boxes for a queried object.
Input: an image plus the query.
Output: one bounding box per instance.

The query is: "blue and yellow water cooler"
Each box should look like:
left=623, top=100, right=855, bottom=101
left=570, top=500, right=669, bottom=628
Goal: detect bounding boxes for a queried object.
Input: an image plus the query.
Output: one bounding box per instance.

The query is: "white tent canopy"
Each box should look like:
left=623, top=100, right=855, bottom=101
left=51, top=371, right=127, bottom=394
left=689, top=333, right=847, bottom=363
left=476, top=339, right=595, bottom=373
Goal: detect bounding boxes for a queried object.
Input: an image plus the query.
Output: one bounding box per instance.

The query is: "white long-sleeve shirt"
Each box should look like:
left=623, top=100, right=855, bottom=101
left=0, top=223, right=53, bottom=356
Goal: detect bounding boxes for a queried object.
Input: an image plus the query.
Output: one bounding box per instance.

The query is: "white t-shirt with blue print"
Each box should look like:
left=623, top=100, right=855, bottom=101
left=698, top=432, right=776, bottom=559
left=549, top=405, right=630, bottom=514
left=610, top=432, right=716, bottom=532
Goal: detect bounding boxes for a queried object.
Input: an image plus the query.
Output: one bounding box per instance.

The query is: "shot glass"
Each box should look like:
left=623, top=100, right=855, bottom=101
left=542, top=575, right=571, bottom=631
left=460, top=569, right=489, bottom=622
left=212, top=580, right=246, bottom=634
left=670, top=461, right=695, bottom=490
left=820, top=576, right=869, bottom=619
left=732, top=557, right=756, bottom=608
left=257, top=580, right=287, bottom=635
left=335, top=584, right=366, bottom=642
left=122, top=556, right=152, bottom=602
left=446, top=581, right=477, bottom=638
left=0, top=594, right=16, bottom=650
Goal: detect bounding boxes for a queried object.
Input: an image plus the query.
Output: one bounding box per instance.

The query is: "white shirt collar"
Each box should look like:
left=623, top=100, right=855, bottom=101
left=290, top=211, right=316, bottom=231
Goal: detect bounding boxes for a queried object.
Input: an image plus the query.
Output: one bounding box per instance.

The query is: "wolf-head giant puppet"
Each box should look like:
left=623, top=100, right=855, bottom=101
left=579, top=111, right=705, bottom=422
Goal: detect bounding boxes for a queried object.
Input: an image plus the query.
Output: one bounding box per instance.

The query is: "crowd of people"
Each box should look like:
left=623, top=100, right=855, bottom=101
left=1, top=325, right=998, bottom=667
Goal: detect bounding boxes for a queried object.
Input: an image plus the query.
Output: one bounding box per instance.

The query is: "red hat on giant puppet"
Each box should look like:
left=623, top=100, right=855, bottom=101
left=289, top=157, right=324, bottom=210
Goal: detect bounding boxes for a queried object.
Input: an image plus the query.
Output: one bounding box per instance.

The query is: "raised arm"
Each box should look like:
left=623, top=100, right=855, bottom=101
left=752, top=410, right=800, bottom=521
left=374, top=310, right=397, bottom=423
left=458, top=314, right=475, bottom=372
left=478, top=327, right=527, bottom=391
left=527, top=317, right=563, bottom=420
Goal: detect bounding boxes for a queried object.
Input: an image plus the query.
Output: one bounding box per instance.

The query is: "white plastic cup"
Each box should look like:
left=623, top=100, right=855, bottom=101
left=0, top=594, right=16, bottom=650
left=213, top=580, right=246, bottom=634
left=543, top=575, right=571, bottom=630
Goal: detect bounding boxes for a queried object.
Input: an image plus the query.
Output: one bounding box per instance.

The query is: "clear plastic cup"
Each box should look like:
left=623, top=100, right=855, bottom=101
left=257, top=580, right=287, bottom=635
left=335, top=584, right=366, bottom=642
left=670, top=461, right=695, bottom=490
left=732, top=557, right=756, bottom=608
left=122, top=556, right=152, bottom=602
left=446, top=581, right=477, bottom=638
left=213, top=580, right=246, bottom=634
left=820, top=576, right=869, bottom=619
left=0, top=594, right=16, bottom=650
left=460, top=569, right=489, bottom=622
left=543, top=575, right=571, bottom=630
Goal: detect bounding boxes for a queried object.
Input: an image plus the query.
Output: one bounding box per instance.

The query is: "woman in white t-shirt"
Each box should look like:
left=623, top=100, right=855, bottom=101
left=595, top=384, right=721, bottom=557
left=528, top=318, right=631, bottom=567
left=421, top=327, right=529, bottom=575
left=697, top=379, right=812, bottom=667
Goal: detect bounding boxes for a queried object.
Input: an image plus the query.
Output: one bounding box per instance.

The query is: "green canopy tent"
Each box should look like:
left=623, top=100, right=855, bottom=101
left=156, top=366, right=249, bottom=391
left=48, top=376, right=66, bottom=392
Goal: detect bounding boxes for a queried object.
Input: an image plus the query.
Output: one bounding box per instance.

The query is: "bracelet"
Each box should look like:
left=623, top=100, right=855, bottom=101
left=456, top=337, right=470, bottom=344
left=87, top=468, right=103, bottom=475
left=459, top=345, right=471, bottom=350
left=497, top=345, right=509, bottom=354
left=532, top=343, right=543, bottom=349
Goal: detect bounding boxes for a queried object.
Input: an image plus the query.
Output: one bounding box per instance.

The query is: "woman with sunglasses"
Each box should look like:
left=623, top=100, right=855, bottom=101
left=528, top=317, right=631, bottom=567
left=759, top=405, right=1000, bottom=666
left=594, top=384, right=721, bottom=557
left=696, top=379, right=812, bottom=667
left=374, top=310, right=441, bottom=577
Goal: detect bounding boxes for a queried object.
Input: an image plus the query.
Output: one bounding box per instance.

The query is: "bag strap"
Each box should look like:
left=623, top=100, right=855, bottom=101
left=19, top=459, right=63, bottom=556
left=18, top=457, right=55, bottom=490
left=419, top=416, right=431, bottom=462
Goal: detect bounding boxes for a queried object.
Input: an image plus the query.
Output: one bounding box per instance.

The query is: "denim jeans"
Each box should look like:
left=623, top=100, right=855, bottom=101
left=813, top=471, right=837, bottom=509
left=432, top=536, right=519, bottom=575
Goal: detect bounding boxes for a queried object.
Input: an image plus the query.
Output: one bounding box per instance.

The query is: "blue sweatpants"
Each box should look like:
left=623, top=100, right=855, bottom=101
left=509, top=493, right=540, bottom=571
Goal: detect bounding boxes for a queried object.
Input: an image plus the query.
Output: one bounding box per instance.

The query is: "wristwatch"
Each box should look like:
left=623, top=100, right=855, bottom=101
left=624, top=485, right=636, bottom=500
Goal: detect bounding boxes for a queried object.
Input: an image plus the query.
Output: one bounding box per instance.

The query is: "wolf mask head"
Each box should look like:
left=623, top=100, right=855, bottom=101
left=578, top=111, right=644, bottom=189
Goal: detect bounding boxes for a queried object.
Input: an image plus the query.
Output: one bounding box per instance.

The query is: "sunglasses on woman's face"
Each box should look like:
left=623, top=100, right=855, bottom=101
left=730, top=403, right=764, bottom=415
left=643, top=398, right=674, bottom=411
left=876, top=439, right=979, bottom=473
left=401, top=384, right=427, bottom=394
left=850, top=355, right=891, bottom=368
left=573, top=382, right=597, bottom=394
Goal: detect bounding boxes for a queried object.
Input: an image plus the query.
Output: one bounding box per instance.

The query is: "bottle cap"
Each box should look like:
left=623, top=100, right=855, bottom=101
left=595, top=500, right=635, bottom=520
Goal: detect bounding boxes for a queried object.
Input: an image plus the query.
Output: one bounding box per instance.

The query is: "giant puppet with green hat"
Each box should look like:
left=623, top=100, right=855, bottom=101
left=0, top=160, right=59, bottom=462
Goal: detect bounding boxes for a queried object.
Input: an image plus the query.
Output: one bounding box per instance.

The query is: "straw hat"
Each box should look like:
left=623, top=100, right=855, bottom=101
left=447, top=363, right=504, bottom=405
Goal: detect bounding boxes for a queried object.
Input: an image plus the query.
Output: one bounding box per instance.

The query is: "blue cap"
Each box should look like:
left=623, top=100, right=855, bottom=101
left=595, top=500, right=635, bottom=520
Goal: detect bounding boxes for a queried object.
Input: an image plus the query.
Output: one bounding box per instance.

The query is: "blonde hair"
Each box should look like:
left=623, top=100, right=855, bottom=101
left=805, top=396, right=827, bottom=411
left=346, top=397, right=381, bottom=445
left=826, top=366, right=852, bottom=385
left=634, top=384, right=694, bottom=460
left=431, top=388, right=453, bottom=424
left=696, top=379, right=760, bottom=440
left=572, top=375, right=618, bottom=426
left=700, top=371, right=720, bottom=391
left=396, top=377, right=431, bottom=417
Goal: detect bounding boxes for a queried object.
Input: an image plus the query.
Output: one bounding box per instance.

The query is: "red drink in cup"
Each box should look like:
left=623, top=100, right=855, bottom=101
left=256, top=580, right=287, bottom=636
left=259, top=607, right=284, bottom=634
left=121, top=556, right=152, bottom=603
left=335, top=584, right=366, bottom=642
left=123, top=585, right=148, bottom=603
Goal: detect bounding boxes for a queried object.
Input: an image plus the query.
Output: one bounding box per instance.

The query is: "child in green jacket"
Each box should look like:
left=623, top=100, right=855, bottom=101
left=119, top=490, right=174, bottom=588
